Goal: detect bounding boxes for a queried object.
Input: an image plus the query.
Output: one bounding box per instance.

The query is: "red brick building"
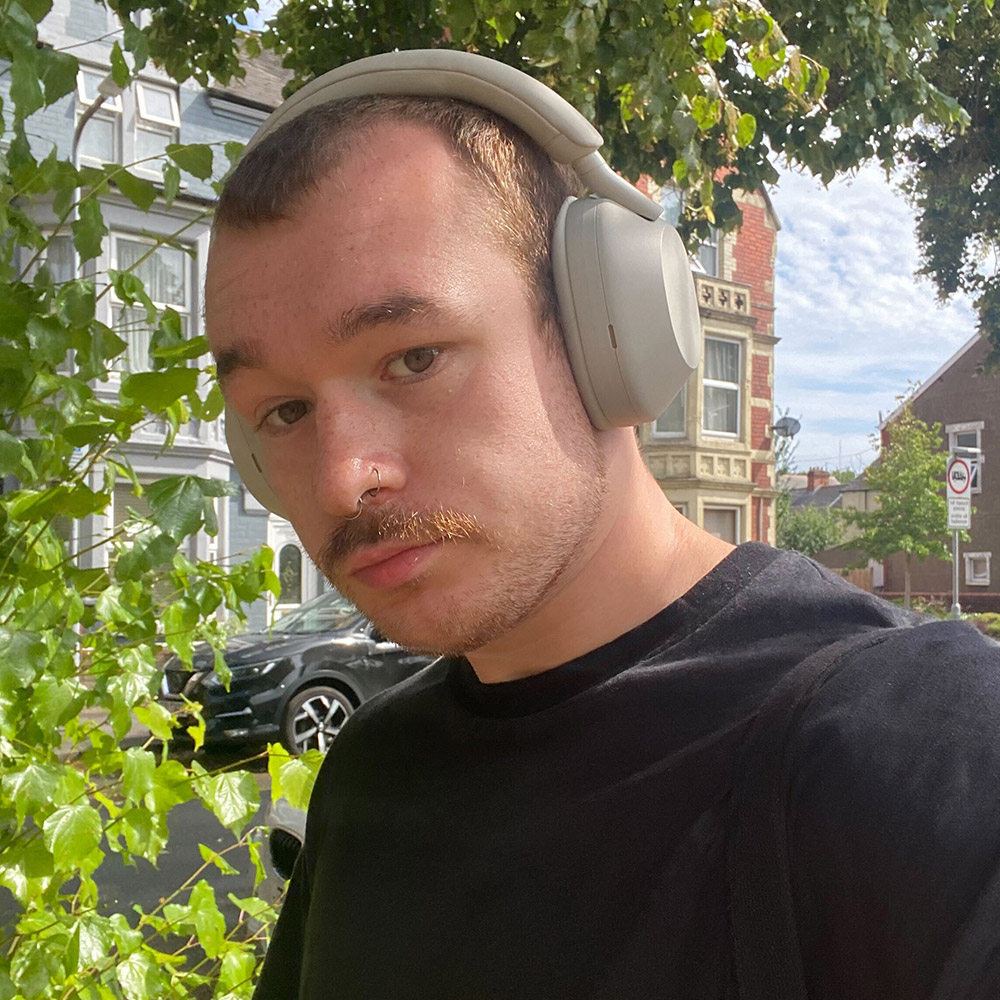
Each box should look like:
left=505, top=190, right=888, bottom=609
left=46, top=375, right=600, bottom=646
left=638, top=187, right=780, bottom=544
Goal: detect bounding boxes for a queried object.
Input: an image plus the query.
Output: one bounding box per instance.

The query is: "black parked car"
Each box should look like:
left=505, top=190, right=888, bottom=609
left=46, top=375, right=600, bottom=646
left=159, top=591, right=433, bottom=753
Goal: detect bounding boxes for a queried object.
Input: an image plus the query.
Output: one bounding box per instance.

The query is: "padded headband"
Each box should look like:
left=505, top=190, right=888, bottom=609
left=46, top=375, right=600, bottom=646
left=245, top=49, right=662, bottom=222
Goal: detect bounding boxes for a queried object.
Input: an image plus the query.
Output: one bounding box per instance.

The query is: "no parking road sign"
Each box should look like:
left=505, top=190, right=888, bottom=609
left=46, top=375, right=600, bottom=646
left=947, top=456, right=972, bottom=529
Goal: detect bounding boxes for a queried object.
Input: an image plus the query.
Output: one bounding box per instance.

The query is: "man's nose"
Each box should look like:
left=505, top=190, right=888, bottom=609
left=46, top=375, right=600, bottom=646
left=311, top=399, right=401, bottom=519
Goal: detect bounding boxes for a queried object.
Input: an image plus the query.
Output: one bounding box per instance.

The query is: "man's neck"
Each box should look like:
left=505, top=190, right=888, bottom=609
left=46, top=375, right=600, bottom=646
left=467, top=444, right=735, bottom=684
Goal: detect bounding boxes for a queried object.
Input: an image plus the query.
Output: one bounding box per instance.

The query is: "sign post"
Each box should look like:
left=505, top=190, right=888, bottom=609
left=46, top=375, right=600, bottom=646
left=946, top=453, right=975, bottom=618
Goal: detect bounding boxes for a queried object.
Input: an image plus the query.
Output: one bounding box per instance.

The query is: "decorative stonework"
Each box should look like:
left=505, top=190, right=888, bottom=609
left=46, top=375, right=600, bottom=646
left=695, top=275, right=752, bottom=319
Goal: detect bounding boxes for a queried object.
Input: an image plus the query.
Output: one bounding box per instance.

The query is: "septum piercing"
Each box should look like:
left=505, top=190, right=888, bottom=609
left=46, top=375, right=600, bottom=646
left=344, top=467, right=380, bottom=520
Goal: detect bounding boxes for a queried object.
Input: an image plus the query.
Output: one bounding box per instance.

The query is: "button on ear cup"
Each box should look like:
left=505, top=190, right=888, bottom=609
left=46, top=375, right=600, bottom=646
left=552, top=197, right=702, bottom=430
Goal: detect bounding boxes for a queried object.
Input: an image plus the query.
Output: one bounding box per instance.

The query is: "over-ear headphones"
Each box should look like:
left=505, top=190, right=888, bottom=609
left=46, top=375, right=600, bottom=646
left=224, top=49, right=702, bottom=518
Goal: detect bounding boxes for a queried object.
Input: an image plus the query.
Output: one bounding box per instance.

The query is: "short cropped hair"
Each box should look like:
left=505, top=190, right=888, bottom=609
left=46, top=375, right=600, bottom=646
left=214, top=95, right=582, bottom=338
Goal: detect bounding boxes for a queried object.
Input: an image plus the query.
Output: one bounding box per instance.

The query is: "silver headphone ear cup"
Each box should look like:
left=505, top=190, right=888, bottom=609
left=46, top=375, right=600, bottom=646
left=553, top=197, right=701, bottom=429
left=225, top=408, right=289, bottom=517
left=552, top=197, right=610, bottom=429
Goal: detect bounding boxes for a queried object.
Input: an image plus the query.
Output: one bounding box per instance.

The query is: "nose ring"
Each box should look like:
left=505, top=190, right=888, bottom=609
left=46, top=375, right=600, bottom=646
left=344, top=467, right=380, bottom=520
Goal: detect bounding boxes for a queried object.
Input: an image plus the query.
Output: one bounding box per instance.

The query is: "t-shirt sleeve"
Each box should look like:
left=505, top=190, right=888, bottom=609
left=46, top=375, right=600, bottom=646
left=785, top=621, right=1000, bottom=998
left=252, top=845, right=312, bottom=1000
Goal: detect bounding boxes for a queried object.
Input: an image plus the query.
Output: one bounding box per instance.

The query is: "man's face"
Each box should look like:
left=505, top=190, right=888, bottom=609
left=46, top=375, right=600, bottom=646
left=206, top=122, right=608, bottom=654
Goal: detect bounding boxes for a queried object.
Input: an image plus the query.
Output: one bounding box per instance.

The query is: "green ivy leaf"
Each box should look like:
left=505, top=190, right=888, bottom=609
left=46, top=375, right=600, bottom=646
left=134, top=700, right=174, bottom=743
left=120, top=367, right=198, bottom=411
left=37, top=47, right=78, bottom=105
left=122, top=18, right=149, bottom=72
left=218, top=945, right=256, bottom=992
left=121, top=747, right=157, bottom=802
left=71, top=198, right=108, bottom=263
left=161, top=161, right=181, bottom=207
left=736, top=112, right=757, bottom=147
left=116, top=951, right=164, bottom=1000
left=0, top=431, right=27, bottom=476
left=166, top=143, right=214, bottom=180
left=56, top=279, right=97, bottom=327
left=114, top=168, right=157, bottom=212
left=10, top=50, right=44, bottom=120
left=199, top=842, right=238, bottom=875
left=43, top=803, right=102, bottom=870
left=2, top=762, right=61, bottom=825
left=109, top=41, right=130, bottom=89
left=189, top=879, right=227, bottom=957
left=18, top=0, right=53, bottom=22
left=199, top=769, right=259, bottom=835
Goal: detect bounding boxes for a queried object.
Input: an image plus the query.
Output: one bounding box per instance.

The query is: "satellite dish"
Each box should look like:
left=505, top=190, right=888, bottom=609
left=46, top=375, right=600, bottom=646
left=772, top=416, right=801, bottom=439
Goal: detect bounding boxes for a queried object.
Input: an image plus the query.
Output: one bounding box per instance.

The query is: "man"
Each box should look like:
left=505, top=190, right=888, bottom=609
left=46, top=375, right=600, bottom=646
left=205, top=54, right=1000, bottom=999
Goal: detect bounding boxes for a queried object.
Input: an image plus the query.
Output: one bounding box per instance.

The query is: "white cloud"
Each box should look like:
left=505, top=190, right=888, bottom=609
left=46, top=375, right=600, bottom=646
left=244, top=0, right=284, bottom=31
left=769, top=163, right=977, bottom=472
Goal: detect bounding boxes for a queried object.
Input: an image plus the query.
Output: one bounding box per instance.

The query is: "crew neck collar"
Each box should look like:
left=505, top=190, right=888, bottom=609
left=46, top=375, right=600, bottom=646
left=446, top=542, right=779, bottom=718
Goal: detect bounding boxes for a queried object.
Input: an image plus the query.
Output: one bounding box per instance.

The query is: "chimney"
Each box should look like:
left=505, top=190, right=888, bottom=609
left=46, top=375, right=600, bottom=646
left=807, top=467, right=830, bottom=491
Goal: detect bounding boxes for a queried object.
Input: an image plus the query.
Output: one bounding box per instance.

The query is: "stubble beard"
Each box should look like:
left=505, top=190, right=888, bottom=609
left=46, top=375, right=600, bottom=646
left=315, top=448, right=609, bottom=658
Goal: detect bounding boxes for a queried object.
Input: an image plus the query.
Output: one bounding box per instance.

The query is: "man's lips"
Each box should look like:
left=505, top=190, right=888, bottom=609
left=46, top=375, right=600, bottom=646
left=342, top=540, right=437, bottom=575
left=342, top=539, right=443, bottom=590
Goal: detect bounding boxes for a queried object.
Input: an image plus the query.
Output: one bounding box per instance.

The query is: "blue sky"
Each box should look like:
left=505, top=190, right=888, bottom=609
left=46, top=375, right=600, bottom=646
left=768, top=165, right=977, bottom=473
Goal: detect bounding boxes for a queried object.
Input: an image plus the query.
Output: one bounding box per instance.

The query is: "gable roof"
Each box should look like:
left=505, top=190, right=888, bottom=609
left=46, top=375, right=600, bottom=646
left=879, top=334, right=983, bottom=429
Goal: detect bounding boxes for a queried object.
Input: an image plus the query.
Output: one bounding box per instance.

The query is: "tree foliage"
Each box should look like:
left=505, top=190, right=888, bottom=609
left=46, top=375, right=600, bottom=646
left=111, top=0, right=984, bottom=302
left=0, top=3, right=329, bottom=996
left=842, top=404, right=952, bottom=607
left=777, top=503, right=844, bottom=557
left=902, top=0, right=1000, bottom=370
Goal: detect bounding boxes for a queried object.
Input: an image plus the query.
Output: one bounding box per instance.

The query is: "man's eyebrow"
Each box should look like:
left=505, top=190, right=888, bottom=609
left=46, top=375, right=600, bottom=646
left=329, top=292, right=448, bottom=345
left=214, top=340, right=266, bottom=388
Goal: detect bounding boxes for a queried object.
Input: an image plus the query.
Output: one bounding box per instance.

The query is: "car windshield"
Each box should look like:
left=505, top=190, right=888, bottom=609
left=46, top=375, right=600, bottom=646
left=271, top=592, right=361, bottom=634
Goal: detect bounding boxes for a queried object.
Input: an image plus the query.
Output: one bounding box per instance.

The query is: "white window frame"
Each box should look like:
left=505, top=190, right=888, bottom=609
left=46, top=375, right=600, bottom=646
left=703, top=504, right=741, bottom=543
left=964, top=552, right=991, bottom=587
left=134, top=80, right=180, bottom=177
left=702, top=336, right=741, bottom=438
left=652, top=383, right=687, bottom=438
left=109, top=231, right=194, bottom=372
left=658, top=183, right=720, bottom=275
left=76, top=66, right=123, bottom=166
left=947, top=422, right=983, bottom=494
left=697, top=228, right=720, bottom=277
left=77, top=68, right=124, bottom=112
left=136, top=81, right=181, bottom=129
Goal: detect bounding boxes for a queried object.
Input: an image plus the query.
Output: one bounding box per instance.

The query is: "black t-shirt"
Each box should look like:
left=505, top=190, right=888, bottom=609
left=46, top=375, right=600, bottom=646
left=254, top=543, right=1000, bottom=999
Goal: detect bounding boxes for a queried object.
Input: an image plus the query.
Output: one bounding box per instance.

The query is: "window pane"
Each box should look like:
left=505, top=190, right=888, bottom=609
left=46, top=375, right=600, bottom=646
left=704, top=508, right=738, bottom=543
left=655, top=385, right=686, bottom=434
left=117, top=239, right=187, bottom=305
left=80, top=70, right=105, bottom=103
left=698, top=237, right=718, bottom=277
left=955, top=431, right=978, bottom=449
left=705, top=339, right=739, bottom=383
left=112, top=306, right=152, bottom=372
left=45, top=236, right=76, bottom=284
left=135, top=126, right=173, bottom=168
left=704, top=385, right=738, bottom=433
left=660, top=186, right=684, bottom=228
left=139, top=85, right=177, bottom=122
left=112, top=305, right=189, bottom=372
left=78, top=115, right=116, bottom=162
left=278, top=544, right=302, bottom=604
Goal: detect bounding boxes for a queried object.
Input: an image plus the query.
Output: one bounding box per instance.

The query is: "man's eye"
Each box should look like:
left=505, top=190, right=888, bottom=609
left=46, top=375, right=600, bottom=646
left=385, top=347, right=440, bottom=378
left=260, top=399, right=309, bottom=430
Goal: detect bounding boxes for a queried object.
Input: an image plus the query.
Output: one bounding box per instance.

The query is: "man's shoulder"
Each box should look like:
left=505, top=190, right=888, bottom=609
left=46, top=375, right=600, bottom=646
left=786, top=619, right=1000, bottom=991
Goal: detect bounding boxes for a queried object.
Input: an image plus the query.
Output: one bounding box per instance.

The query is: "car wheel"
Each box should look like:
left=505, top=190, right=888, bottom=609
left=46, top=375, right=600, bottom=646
left=282, top=685, right=354, bottom=754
